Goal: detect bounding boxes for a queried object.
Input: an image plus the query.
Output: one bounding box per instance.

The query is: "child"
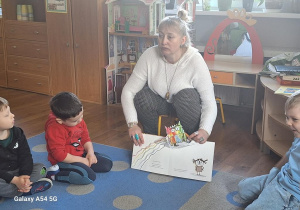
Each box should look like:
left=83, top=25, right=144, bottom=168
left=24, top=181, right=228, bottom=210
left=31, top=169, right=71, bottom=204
left=45, top=92, right=113, bottom=185
left=0, top=97, right=52, bottom=198
left=238, top=90, right=300, bottom=209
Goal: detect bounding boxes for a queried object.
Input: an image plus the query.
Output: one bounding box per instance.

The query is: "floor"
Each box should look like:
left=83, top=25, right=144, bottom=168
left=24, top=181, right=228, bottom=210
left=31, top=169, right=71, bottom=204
left=0, top=87, right=281, bottom=177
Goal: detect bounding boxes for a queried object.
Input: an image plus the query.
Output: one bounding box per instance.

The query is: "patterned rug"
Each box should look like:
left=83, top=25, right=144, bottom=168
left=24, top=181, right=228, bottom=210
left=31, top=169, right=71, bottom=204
left=0, top=133, right=247, bottom=210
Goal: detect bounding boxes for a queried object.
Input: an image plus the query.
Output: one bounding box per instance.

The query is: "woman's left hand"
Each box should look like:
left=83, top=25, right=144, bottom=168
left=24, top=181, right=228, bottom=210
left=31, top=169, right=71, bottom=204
left=189, top=129, right=209, bottom=144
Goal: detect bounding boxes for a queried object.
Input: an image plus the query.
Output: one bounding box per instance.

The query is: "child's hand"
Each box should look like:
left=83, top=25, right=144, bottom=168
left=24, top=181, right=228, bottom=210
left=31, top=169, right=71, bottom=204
left=11, top=175, right=32, bottom=192
left=82, top=157, right=91, bottom=167
left=86, top=153, right=98, bottom=166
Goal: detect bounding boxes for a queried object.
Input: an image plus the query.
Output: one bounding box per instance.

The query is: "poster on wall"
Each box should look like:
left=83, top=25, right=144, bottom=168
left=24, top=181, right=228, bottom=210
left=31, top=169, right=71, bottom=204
left=46, top=0, right=67, bottom=13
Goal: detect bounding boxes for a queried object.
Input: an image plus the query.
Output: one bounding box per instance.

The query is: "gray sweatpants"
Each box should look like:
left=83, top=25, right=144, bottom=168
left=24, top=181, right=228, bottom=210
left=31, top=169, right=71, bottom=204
left=0, top=163, right=46, bottom=198
left=134, top=87, right=201, bottom=135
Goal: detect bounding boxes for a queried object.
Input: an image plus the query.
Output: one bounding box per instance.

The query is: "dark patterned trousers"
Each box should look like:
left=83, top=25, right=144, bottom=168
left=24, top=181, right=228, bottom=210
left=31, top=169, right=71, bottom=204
left=134, top=86, right=201, bottom=135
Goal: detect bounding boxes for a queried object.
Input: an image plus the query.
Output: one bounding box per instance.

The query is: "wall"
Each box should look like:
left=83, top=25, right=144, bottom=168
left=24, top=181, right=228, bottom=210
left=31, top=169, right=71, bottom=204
left=193, top=14, right=300, bottom=58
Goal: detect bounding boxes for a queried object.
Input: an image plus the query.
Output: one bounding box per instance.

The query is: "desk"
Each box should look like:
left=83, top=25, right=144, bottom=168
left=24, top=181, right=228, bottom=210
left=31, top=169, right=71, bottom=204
left=205, top=60, right=263, bottom=133
left=258, top=76, right=293, bottom=157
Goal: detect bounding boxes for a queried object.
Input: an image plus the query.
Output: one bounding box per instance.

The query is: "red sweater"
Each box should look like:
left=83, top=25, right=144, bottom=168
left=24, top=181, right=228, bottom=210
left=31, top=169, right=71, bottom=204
left=45, top=112, right=91, bottom=165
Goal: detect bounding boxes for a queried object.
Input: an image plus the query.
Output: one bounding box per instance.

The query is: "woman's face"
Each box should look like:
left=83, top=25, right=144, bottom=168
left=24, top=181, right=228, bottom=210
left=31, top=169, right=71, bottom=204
left=158, top=26, right=186, bottom=60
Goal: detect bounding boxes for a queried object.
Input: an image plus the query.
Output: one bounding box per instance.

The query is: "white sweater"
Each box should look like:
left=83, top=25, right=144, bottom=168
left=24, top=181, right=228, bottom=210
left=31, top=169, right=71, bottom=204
left=121, top=46, right=217, bottom=134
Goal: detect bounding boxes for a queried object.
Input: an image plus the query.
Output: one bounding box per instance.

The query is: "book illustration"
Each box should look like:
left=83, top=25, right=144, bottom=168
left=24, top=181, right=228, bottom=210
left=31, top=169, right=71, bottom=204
left=275, top=86, right=300, bottom=95
left=193, top=158, right=207, bottom=176
left=131, top=137, right=166, bottom=169
left=131, top=134, right=215, bottom=182
left=165, top=121, right=191, bottom=148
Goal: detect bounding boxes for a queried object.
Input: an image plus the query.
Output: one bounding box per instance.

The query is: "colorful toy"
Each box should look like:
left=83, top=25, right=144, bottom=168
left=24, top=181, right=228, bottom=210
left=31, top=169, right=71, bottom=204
left=165, top=121, right=189, bottom=147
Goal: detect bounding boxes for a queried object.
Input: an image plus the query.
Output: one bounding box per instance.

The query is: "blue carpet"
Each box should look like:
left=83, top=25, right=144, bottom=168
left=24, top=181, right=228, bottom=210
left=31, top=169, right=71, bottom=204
left=0, top=133, right=246, bottom=210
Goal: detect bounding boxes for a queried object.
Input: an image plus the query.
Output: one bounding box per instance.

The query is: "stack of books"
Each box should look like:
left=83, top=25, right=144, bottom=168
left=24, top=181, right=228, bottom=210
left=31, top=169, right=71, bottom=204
left=17, top=5, right=34, bottom=21
left=276, top=75, right=300, bottom=86
left=272, top=64, right=300, bottom=86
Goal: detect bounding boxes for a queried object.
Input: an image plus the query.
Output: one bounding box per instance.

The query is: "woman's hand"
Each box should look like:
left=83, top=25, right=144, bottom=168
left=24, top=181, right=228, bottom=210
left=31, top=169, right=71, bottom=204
left=128, top=125, right=144, bottom=146
left=189, top=129, right=209, bottom=144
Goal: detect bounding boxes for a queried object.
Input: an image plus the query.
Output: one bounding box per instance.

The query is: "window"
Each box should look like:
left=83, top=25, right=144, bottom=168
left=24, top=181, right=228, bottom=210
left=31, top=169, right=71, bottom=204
left=196, top=0, right=265, bottom=12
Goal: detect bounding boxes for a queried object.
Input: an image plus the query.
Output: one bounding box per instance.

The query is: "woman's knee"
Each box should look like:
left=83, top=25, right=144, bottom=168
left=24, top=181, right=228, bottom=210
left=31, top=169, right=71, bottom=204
left=134, top=87, right=160, bottom=110
left=173, top=88, right=201, bottom=103
left=173, top=88, right=201, bottom=112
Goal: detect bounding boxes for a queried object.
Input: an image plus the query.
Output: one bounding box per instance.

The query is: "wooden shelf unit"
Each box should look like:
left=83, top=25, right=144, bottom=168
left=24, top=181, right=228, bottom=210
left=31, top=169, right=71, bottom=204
left=206, top=60, right=263, bottom=132
left=0, top=0, right=109, bottom=104
left=2, top=0, right=50, bottom=94
left=3, top=0, right=46, bottom=22
left=259, top=76, right=294, bottom=157
left=105, top=0, right=165, bottom=104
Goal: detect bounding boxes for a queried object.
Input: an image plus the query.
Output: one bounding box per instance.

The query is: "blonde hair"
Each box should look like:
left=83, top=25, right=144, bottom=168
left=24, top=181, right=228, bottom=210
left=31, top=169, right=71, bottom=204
left=158, top=8, right=192, bottom=48
left=0, top=97, right=8, bottom=112
left=285, top=90, right=300, bottom=111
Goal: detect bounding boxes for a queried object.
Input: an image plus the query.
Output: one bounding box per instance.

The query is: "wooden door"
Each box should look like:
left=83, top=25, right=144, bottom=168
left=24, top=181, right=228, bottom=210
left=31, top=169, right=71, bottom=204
left=71, top=0, right=107, bottom=104
left=46, top=0, right=76, bottom=95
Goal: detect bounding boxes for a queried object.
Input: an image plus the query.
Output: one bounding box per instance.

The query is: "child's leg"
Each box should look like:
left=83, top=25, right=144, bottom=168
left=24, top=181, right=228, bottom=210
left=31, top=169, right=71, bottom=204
left=30, top=163, right=47, bottom=182
left=0, top=178, right=23, bottom=198
left=56, top=162, right=96, bottom=185
left=238, top=174, right=269, bottom=203
left=245, top=178, right=300, bottom=209
left=238, top=167, right=280, bottom=203
left=87, top=152, right=113, bottom=173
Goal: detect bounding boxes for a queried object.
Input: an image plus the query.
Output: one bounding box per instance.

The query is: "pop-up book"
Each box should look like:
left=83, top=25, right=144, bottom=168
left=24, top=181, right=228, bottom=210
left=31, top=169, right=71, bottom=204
left=131, top=122, right=215, bottom=182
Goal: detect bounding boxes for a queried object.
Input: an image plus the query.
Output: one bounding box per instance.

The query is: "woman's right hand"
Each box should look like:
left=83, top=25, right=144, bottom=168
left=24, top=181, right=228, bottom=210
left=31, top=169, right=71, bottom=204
left=128, top=125, right=144, bottom=146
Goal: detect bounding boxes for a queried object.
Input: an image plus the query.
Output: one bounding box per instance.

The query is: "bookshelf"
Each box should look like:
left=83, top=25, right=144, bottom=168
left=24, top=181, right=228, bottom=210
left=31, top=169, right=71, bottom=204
left=2, top=0, right=50, bottom=94
left=258, top=76, right=294, bottom=157
left=105, top=0, right=165, bottom=104
left=0, top=0, right=109, bottom=104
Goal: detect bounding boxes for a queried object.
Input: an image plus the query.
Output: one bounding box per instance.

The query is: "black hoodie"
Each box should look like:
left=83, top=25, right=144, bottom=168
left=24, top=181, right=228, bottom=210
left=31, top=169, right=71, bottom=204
left=0, top=126, right=33, bottom=183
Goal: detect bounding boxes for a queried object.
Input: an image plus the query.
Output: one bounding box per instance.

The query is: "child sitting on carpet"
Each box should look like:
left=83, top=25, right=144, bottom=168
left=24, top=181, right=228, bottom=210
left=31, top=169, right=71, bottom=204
left=0, top=97, right=52, bottom=198
left=238, top=90, right=300, bottom=209
left=45, top=92, right=113, bottom=185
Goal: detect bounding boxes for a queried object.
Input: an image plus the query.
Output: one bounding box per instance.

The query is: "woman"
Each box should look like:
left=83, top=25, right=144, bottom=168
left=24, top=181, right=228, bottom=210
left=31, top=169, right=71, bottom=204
left=121, top=9, right=217, bottom=146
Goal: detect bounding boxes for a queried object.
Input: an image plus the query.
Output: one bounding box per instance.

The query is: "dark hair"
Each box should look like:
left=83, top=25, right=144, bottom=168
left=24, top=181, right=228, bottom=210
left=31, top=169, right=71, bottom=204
left=0, top=97, right=8, bottom=112
left=50, top=92, right=82, bottom=120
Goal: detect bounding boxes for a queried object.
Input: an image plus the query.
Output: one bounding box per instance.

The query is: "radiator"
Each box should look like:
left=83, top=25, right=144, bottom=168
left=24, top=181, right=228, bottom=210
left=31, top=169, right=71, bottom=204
left=214, top=86, right=254, bottom=107
left=214, top=86, right=240, bottom=106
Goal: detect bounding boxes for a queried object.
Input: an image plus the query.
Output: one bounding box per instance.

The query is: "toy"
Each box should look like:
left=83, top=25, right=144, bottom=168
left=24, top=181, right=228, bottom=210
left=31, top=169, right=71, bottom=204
left=165, top=121, right=190, bottom=147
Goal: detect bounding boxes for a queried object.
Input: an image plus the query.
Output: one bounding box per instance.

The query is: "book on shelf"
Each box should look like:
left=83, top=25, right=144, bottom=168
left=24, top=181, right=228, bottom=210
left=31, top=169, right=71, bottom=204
left=276, top=76, right=300, bottom=86
left=17, top=4, right=34, bottom=22
left=275, top=86, right=300, bottom=95
left=274, top=65, right=300, bottom=73
left=281, top=75, right=300, bottom=81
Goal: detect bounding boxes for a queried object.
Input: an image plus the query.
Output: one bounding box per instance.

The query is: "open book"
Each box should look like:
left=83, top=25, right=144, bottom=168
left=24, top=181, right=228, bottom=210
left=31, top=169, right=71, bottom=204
left=131, top=134, right=215, bottom=182
left=275, top=86, right=300, bottom=95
